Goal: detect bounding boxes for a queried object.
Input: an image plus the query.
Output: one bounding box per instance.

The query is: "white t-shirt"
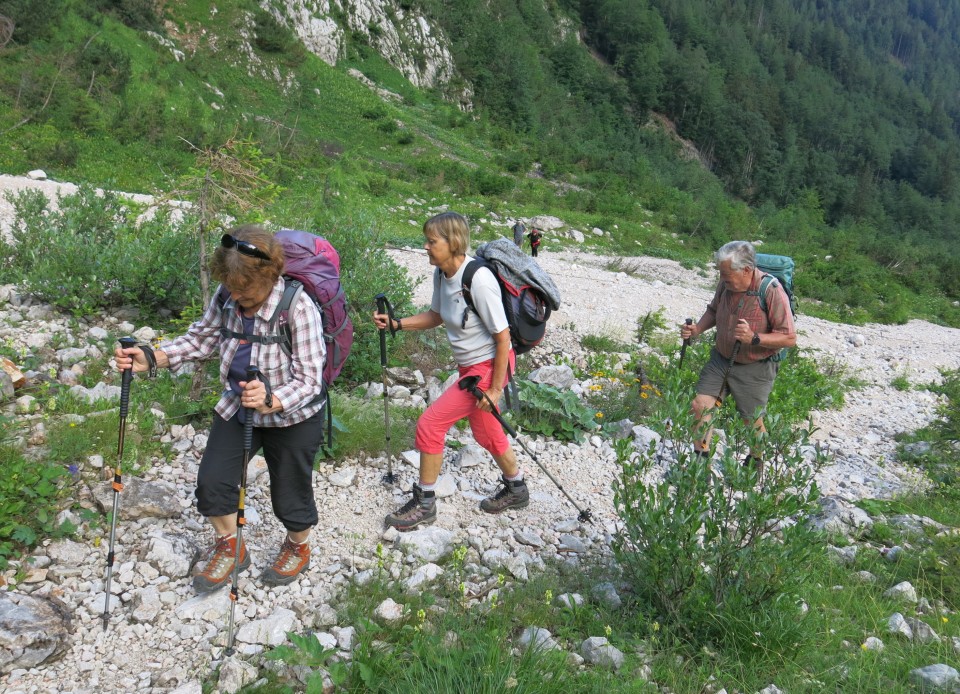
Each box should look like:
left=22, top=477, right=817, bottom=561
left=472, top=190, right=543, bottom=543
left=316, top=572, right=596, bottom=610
left=432, top=256, right=509, bottom=367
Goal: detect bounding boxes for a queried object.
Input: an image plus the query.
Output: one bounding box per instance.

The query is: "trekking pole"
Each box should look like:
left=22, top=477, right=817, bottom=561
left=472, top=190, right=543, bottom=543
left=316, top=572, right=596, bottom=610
left=459, top=376, right=593, bottom=524
left=225, top=366, right=263, bottom=656
left=375, top=294, right=397, bottom=485
left=102, top=336, right=137, bottom=631
left=678, top=318, right=693, bottom=370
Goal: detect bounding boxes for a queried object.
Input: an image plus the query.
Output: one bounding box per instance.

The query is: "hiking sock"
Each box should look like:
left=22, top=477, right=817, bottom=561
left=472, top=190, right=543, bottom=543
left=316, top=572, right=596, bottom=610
left=418, top=481, right=437, bottom=492
left=504, top=470, right=524, bottom=482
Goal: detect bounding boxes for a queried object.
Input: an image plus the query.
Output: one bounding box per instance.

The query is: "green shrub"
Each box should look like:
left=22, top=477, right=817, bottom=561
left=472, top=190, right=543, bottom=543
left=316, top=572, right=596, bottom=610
left=471, top=168, right=512, bottom=197
left=580, top=334, right=627, bottom=353
left=4, top=186, right=200, bottom=318
left=510, top=380, right=598, bottom=443
left=0, top=444, right=73, bottom=569
left=0, top=0, right=66, bottom=42
left=585, top=374, right=662, bottom=430
left=769, top=351, right=849, bottom=422
left=891, top=373, right=912, bottom=391
left=253, top=9, right=295, bottom=53
left=310, top=210, right=417, bottom=385
left=612, top=374, right=826, bottom=651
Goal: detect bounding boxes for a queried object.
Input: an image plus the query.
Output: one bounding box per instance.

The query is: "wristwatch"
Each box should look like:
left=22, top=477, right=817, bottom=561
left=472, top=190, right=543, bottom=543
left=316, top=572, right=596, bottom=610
left=751, top=332, right=761, bottom=346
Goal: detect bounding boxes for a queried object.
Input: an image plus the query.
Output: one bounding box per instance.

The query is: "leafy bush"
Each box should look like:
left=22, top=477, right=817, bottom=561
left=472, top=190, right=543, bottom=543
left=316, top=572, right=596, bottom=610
left=768, top=351, right=849, bottom=422
left=580, top=334, right=628, bottom=353
left=510, top=380, right=598, bottom=442
left=96, top=0, right=161, bottom=31
left=310, top=210, right=417, bottom=385
left=3, top=186, right=200, bottom=318
left=0, top=445, right=72, bottom=568
left=930, top=369, right=960, bottom=443
left=0, top=0, right=66, bottom=42
left=612, top=373, right=826, bottom=651
left=585, top=374, right=662, bottom=430
left=253, top=9, right=295, bottom=53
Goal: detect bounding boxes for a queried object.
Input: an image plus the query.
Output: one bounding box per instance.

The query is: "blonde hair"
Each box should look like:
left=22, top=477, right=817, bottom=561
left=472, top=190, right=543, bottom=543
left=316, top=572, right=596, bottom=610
left=211, top=224, right=285, bottom=294
left=423, top=212, right=470, bottom=257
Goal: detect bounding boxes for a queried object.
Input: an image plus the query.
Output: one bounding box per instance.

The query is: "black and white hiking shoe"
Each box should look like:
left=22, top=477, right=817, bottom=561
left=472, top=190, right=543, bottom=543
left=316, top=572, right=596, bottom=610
left=385, top=484, right=437, bottom=531
left=480, top=476, right=529, bottom=514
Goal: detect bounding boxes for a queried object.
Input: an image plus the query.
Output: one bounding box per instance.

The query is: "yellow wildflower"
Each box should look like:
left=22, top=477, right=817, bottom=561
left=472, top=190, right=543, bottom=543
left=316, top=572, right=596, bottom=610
left=595, top=412, right=604, bottom=418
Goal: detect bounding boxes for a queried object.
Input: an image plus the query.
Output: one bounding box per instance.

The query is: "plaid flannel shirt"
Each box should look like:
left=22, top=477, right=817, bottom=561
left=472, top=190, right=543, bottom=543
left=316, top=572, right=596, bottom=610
left=161, top=277, right=326, bottom=427
left=706, top=271, right=794, bottom=364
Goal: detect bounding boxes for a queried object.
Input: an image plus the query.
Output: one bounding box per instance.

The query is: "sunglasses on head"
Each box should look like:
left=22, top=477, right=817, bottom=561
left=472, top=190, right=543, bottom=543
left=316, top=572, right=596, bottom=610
left=221, top=234, right=271, bottom=261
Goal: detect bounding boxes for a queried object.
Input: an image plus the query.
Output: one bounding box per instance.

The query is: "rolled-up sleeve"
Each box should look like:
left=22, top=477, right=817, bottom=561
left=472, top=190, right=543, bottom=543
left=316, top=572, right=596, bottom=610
left=160, top=297, right=223, bottom=372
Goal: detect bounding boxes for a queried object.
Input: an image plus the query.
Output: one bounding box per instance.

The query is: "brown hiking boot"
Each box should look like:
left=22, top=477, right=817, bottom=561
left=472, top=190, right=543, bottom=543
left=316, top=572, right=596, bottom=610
left=261, top=537, right=310, bottom=586
left=480, top=476, right=529, bottom=514
left=385, top=484, right=437, bottom=531
left=193, top=534, right=250, bottom=593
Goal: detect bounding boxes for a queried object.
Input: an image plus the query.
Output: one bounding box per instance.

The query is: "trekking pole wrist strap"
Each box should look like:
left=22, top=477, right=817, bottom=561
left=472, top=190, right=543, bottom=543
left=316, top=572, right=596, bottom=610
left=138, top=343, right=158, bottom=379
left=394, top=318, right=402, bottom=333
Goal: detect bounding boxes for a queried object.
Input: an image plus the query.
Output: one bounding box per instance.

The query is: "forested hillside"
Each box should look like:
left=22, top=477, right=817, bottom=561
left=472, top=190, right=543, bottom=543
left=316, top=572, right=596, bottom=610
left=1, top=0, right=958, bottom=327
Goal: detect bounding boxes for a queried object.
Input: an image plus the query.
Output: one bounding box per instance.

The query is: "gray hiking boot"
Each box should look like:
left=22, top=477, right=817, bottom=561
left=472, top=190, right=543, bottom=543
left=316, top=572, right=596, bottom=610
left=385, top=484, right=437, bottom=531
left=480, top=476, right=529, bottom=514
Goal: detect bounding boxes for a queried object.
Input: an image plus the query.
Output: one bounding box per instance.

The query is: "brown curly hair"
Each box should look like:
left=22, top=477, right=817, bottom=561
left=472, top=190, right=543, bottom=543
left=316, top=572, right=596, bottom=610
left=211, top=224, right=286, bottom=294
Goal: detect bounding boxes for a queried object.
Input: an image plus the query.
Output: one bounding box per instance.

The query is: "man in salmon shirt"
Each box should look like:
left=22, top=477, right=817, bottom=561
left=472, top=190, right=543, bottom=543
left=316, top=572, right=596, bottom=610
left=680, top=240, right=796, bottom=470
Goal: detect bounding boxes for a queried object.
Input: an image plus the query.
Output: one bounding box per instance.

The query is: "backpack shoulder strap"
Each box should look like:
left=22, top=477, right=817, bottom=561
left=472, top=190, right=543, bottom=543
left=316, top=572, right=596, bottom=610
left=269, top=280, right=303, bottom=359
left=218, top=281, right=300, bottom=357
left=755, top=274, right=778, bottom=314
left=460, top=259, right=482, bottom=311
left=460, top=259, right=499, bottom=311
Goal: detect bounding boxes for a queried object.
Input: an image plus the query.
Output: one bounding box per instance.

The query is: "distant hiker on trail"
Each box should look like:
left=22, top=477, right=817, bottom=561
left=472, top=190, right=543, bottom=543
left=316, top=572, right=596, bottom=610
left=115, top=224, right=326, bottom=593
left=528, top=227, right=542, bottom=257
left=680, top=240, right=795, bottom=469
left=372, top=211, right=529, bottom=531
left=512, top=219, right=526, bottom=248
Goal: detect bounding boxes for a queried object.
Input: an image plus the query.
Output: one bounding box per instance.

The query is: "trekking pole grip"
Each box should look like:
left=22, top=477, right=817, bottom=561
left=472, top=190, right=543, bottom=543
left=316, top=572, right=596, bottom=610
left=118, top=337, right=137, bottom=418
left=375, top=294, right=389, bottom=364
left=244, top=366, right=260, bottom=449
left=376, top=293, right=398, bottom=337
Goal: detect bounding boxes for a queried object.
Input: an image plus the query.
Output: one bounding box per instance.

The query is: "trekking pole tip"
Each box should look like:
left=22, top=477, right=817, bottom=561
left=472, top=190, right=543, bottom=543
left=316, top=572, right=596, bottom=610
left=577, top=509, right=594, bottom=524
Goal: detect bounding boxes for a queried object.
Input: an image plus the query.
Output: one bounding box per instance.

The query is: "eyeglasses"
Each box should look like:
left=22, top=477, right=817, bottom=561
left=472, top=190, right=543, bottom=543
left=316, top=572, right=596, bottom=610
left=221, top=234, right=271, bottom=261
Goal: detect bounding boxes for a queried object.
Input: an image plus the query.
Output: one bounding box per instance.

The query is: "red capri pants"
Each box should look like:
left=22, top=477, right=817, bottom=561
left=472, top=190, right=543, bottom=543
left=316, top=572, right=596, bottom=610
left=415, top=353, right=516, bottom=456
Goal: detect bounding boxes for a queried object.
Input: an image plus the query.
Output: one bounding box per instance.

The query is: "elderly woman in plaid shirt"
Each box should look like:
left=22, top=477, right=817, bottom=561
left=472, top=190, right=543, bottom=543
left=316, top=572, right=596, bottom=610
left=115, top=225, right=325, bottom=592
left=680, top=240, right=796, bottom=470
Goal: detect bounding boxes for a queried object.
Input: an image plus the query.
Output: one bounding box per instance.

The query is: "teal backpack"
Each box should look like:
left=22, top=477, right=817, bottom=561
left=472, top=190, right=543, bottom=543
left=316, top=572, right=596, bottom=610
left=752, top=253, right=796, bottom=361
